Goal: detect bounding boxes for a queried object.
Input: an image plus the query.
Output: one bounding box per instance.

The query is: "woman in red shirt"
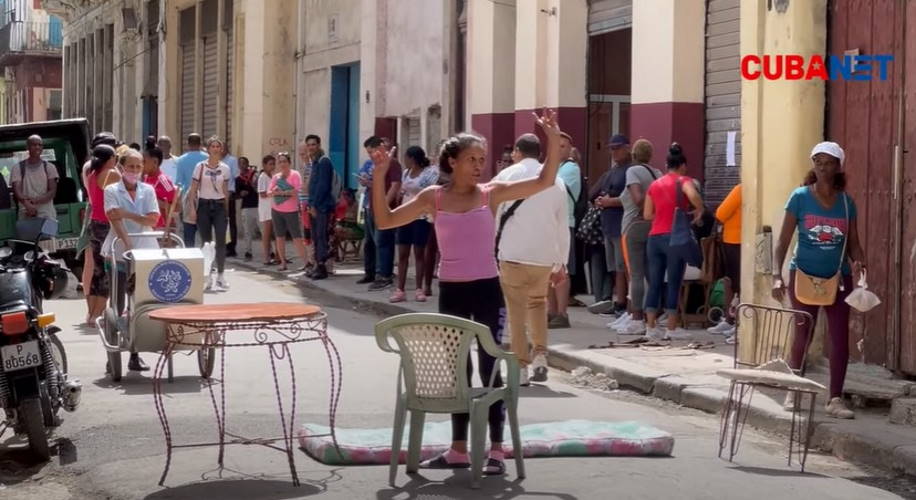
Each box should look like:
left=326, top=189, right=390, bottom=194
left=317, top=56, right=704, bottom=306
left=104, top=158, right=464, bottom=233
left=143, top=147, right=178, bottom=231
left=643, top=143, right=705, bottom=340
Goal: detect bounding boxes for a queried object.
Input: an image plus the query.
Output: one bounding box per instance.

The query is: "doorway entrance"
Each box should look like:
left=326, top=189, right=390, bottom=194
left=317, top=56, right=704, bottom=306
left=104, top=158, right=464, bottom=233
left=330, top=62, right=360, bottom=189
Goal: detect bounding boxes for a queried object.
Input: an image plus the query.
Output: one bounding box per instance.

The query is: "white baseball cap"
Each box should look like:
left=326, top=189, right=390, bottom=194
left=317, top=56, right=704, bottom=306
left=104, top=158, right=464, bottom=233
left=810, top=141, right=845, bottom=166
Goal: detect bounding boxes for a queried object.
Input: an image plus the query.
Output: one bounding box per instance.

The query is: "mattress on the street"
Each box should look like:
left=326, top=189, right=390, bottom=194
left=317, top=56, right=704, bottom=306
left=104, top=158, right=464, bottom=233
left=297, top=419, right=674, bottom=465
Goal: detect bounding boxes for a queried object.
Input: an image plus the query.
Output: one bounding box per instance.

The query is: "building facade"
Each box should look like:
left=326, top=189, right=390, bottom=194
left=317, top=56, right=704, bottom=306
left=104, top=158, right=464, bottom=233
left=45, top=0, right=296, bottom=159
left=0, top=0, right=63, bottom=125
left=296, top=0, right=461, bottom=188
left=465, top=0, right=742, bottom=198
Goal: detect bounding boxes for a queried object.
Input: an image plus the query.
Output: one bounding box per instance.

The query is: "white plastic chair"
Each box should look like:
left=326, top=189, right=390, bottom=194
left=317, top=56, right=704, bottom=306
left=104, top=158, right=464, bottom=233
left=375, top=313, right=524, bottom=488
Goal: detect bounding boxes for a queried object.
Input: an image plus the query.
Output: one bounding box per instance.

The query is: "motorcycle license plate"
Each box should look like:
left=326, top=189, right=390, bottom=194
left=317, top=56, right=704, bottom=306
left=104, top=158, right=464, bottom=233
left=1, top=341, right=42, bottom=372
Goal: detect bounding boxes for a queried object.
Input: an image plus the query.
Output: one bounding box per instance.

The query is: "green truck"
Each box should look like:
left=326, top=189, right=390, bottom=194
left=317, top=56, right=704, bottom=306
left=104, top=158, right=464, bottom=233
left=0, top=119, right=90, bottom=276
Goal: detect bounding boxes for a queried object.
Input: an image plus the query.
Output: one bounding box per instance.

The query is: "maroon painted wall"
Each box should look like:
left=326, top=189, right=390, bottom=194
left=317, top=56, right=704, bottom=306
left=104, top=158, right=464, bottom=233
left=470, top=112, right=514, bottom=181
left=629, top=102, right=704, bottom=182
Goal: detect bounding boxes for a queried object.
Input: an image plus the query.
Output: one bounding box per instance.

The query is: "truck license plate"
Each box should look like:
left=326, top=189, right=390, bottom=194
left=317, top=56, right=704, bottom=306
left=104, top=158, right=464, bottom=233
left=1, top=341, right=42, bottom=372
left=39, top=237, right=78, bottom=253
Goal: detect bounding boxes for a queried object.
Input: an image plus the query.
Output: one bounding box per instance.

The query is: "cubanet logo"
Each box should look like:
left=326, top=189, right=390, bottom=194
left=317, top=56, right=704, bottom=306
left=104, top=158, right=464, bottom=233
left=741, top=54, right=893, bottom=81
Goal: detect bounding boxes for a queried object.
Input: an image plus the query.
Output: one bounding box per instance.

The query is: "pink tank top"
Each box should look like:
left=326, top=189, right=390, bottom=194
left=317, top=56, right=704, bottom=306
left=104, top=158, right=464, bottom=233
left=434, top=187, right=499, bottom=282
left=87, top=169, right=108, bottom=222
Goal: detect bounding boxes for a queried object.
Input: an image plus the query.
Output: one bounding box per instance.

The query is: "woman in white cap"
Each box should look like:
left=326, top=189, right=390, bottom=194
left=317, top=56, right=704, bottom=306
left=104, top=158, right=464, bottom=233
left=772, top=141, right=866, bottom=419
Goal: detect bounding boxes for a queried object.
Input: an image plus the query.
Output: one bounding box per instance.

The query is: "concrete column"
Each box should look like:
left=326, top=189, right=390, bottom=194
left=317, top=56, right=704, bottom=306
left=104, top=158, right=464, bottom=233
left=194, top=0, right=203, bottom=134
left=216, top=0, right=227, bottom=141
left=630, top=0, right=706, bottom=179
left=162, top=3, right=181, bottom=141
left=513, top=0, right=587, bottom=154
left=467, top=0, right=515, bottom=179
left=358, top=0, right=377, bottom=161
left=739, top=0, right=827, bottom=361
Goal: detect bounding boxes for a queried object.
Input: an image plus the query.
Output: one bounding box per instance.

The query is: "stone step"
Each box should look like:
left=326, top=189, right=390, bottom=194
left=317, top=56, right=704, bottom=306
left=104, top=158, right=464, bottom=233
left=890, top=398, right=916, bottom=426
left=807, top=364, right=915, bottom=407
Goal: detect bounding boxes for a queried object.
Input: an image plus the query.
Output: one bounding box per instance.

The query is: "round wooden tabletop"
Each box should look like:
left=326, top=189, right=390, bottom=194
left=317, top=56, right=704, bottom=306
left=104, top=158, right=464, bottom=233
left=149, top=302, right=323, bottom=324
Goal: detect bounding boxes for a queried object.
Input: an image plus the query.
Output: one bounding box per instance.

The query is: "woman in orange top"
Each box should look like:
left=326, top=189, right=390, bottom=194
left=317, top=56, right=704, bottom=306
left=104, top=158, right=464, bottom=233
left=709, top=184, right=741, bottom=336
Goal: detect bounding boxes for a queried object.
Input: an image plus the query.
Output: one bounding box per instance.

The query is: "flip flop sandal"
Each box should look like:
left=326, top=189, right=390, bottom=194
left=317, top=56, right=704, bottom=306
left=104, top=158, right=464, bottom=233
left=419, top=454, right=470, bottom=469
left=483, top=458, right=506, bottom=476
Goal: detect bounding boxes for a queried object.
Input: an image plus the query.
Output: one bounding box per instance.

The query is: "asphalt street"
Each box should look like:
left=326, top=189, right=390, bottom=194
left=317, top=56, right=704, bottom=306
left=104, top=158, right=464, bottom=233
left=0, top=268, right=911, bottom=500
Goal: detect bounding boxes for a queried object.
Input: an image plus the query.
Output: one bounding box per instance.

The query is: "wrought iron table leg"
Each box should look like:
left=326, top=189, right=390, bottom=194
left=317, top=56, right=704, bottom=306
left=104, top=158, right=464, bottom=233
left=204, top=330, right=227, bottom=468
left=321, top=335, right=343, bottom=455
left=153, top=343, right=175, bottom=485
left=268, top=344, right=300, bottom=486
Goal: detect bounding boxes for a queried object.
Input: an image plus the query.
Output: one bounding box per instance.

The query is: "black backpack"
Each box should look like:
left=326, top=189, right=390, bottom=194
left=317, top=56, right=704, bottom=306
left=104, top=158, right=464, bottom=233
left=567, top=171, right=588, bottom=228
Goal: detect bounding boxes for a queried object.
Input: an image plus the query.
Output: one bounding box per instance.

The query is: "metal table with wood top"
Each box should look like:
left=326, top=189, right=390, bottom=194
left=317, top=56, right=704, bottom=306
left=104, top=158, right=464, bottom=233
left=148, top=302, right=342, bottom=486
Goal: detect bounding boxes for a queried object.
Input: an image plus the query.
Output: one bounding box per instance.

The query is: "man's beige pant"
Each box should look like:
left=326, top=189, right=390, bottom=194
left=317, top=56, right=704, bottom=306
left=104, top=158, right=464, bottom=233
left=499, top=261, right=552, bottom=367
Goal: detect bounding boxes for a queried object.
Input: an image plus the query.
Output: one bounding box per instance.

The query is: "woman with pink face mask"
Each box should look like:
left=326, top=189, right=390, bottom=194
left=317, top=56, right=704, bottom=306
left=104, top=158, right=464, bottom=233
left=101, top=149, right=160, bottom=372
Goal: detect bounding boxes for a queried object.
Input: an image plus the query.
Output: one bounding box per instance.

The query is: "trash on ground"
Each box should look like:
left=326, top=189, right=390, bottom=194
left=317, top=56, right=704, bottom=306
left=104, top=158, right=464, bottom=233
left=570, top=366, right=620, bottom=391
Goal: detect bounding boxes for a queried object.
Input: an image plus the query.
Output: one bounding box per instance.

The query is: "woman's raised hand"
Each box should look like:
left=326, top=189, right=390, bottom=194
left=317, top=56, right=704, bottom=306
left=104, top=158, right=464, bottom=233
left=370, top=145, right=397, bottom=173
left=534, top=108, right=561, bottom=137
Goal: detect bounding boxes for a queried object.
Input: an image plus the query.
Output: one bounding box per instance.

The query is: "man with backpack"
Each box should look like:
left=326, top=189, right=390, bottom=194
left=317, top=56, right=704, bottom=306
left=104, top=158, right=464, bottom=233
left=11, top=135, right=58, bottom=221
left=548, top=133, right=582, bottom=329
left=305, top=134, right=337, bottom=280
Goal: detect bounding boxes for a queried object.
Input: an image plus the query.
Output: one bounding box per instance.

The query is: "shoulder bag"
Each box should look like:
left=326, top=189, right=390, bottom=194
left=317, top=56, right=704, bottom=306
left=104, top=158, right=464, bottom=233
left=794, top=193, right=849, bottom=306
left=181, top=163, right=205, bottom=224
left=669, top=178, right=704, bottom=268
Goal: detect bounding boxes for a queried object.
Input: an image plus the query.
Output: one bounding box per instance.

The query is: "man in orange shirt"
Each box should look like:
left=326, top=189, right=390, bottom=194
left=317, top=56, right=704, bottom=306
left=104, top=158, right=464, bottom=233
left=709, top=184, right=741, bottom=338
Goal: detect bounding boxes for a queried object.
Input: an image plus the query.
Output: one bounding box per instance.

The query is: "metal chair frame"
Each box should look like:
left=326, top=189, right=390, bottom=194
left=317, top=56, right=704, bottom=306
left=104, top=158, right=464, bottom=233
left=718, top=303, right=817, bottom=471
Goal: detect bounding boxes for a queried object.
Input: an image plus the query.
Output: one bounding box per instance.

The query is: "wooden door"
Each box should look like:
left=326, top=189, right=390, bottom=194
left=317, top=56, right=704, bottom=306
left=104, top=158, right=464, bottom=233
left=826, top=0, right=905, bottom=370
left=899, top=0, right=916, bottom=373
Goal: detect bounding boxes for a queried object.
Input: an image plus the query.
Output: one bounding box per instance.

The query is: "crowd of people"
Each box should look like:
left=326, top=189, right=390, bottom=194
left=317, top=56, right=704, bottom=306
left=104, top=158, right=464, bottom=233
left=0, top=106, right=866, bottom=436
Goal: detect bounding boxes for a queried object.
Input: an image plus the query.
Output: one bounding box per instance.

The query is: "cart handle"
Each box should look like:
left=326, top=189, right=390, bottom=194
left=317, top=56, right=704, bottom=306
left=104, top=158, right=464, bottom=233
left=95, top=316, right=121, bottom=353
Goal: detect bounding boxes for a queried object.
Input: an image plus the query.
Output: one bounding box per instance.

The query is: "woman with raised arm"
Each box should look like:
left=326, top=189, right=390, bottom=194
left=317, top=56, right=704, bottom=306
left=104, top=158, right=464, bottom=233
left=370, top=109, right=564, bottom=476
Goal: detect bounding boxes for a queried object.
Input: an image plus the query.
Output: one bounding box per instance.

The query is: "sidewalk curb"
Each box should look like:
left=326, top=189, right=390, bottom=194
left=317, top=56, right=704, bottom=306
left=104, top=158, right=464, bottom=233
left=232, top=259, right=916, bottom=477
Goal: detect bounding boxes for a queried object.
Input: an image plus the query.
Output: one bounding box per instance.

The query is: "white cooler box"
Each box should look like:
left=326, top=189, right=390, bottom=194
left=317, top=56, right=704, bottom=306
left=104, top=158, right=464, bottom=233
left=127, top=247, right=207, bottom=352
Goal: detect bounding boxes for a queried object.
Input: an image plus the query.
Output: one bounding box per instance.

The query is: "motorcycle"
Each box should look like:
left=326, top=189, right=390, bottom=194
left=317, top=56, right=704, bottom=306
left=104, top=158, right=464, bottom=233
left=0, top=218, right=81, bottom=460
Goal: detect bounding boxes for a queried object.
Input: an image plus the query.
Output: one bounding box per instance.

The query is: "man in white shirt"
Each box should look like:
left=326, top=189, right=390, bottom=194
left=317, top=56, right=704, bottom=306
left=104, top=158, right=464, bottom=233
left=157, top=136, right=179, bottom=181
left=11, top=135, right=58, bottom=221
left=495, top=134, right=570, bottom=385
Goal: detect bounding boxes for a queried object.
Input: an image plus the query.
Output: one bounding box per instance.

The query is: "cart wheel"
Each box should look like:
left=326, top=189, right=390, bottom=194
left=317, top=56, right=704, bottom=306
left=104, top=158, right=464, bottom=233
left=198, top=348, right=215, bottom=379
left=104, top=309, right=122, bottom=382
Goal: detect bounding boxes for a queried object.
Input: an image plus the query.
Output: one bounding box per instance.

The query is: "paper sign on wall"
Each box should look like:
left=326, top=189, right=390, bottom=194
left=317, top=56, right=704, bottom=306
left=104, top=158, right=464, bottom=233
left=726, top=131, right=737, bottom=167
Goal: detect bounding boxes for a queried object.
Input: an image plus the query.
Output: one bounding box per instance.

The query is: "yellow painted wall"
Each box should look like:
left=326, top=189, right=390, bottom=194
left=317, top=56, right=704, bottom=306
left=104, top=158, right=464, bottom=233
left=250, top=0, right=297, bottom=157
left=513, top=0, right=546, bottom=111
left=632, top=0, right=705, bottom=104
left=467, top=0, right=516, bottom=115
left=739, top=0, right=828, bottom=360
left=548, top=0, right=587, bottom=109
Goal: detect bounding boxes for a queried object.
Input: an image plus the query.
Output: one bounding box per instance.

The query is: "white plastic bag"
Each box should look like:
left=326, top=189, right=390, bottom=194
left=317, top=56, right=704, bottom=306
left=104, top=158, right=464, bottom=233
left=845, top=271, right=881, bottom=312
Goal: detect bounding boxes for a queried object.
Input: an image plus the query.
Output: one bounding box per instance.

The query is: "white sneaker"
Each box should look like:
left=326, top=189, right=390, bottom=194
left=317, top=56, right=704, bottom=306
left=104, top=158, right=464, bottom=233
left=825, top=397, right=855, bottom=419
left=724, top=334, right=737, bottom=345
left=617, top=320, right=646, bottom=336
left=707, top=320, right=736, bottom=336
left=204, top=274, right=215, bottom=292
left=531, top=354, right=548, bottom=382
left=607, top=312, right=632, bottom=329
left=519, top=366, right=530, bottom=387
left=665, top=328, right=693, bottom=340
left=646, top=327, right=668, bottom=341
left=216, top=278, right=230, bottom=290
left=657, top=312, right=670, bottom=325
